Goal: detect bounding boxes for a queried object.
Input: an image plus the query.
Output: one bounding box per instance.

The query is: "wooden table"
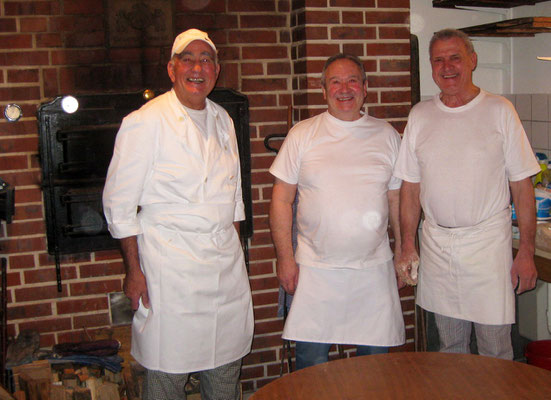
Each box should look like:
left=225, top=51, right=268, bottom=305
left=250, top=352, right=551, bottom=399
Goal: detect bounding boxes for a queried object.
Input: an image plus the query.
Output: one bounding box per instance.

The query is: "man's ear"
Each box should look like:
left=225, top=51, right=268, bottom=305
left=167, top=60, right=176, bottom=83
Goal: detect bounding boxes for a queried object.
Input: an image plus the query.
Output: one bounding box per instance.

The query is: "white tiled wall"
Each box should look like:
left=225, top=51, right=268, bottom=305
left=506, top=94, right=551, bottom=157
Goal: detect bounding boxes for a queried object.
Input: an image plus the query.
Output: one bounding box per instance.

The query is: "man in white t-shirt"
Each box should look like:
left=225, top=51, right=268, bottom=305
left=394, top=28, right=539, bottom=360
left=269, top=53, right=405, bottom=370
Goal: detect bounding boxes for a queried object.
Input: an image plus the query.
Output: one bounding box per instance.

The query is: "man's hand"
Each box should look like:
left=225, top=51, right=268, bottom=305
left=511, top=249, right=537, bottom=294
left=277, top=258, right=299, bottom=295
left=124, top=267, right=150, bottom=310
left=395, top=248, right=419, bottom=286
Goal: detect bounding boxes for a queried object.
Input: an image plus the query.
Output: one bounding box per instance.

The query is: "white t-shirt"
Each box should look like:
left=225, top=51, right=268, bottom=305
left=270, top=111, right=401, bottom=270
left=394, top=90, right=539, bottom=228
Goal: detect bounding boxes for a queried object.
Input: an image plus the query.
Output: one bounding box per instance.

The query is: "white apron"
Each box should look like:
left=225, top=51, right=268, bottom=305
left=417, top=208, right=514, bottom=325
left=282, top=261, right=405, bottom=346
left=130, top=204, right=254, bottom=374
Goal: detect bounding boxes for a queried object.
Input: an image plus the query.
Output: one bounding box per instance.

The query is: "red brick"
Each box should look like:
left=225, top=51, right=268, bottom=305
left=57, top=297, right=108, bottom=314
left=19, top=317, right=72, bottom=333
left=229, top=31, right=278, bottom=44
left=253, top=201, right=270, bottom=216
left=381, top=90, right=411, bottom=103
left=0, top=155, right=27, bottom=170
left=7, top=220, right=45, bottom=237
left=379, top=26, right=410, bottom=40
left=241, top=365, right=265, bottom=380
left=243, top=349, right=277, bottom=366
left=251, top=170, right=274, bottom=185
left=4, top=1, right=61, bottom=15
left=8, top=303, right=52, bottom=320
left=37, top=252, right=88, bottom=268
left=7, top=69, right=39, bottom=83
left=365, top=11, right=409, bottom=24
left=50, top=16, right=76, bottom=31
left=301, top=43, right=340, bottom=58
left=39, top=334, right=55, bottom=348
left=331, top=26, right=376, bottom=40
left=250, top=108, right=289, bottom=124
left=0, top=137, right=38, bottom=154
left=381, top=58, right=410, bottom=72
left=70, top=279, right=122, bottom=296
left=36, top=33, right=62, bottom=47
left=251, top=290, right=278, bottom=307
left=267, top=62, right=291, bottom=75
left=367, top=74, right=410, bottom=88
left=6, top=271, right=21, bottom=287
left=242, top=78, right=287, bottom=92
left=0, top=34, right=32, bottom=49
left=342, top=43, right=364, bottom=57
left=94, top=249, right=123, bottom=262
left=342, top=11, right=364, bottom=24
left=253, top=305, right=278, bottom=320
left=64, top=0, right=103, bottom=14
left=251, top=154, right=277, bottom=170
left=9, top=254, right=36, bottom=269
left=304, top=11, right=340, bottom=24
left=369, top=104, right=410, bottom=119
left=250, top=274, right=279, bottom=291
left=217, top=62, right=239, bottom=89
left=13, top=204, right=43, bottom=221
left=240, top=14, right=287, bottom=28
left=24, top=267, right=77, bottom=284
left=79, top=262, right=124, bottom=278
left=15, top=284, right=68, bottom=302
left=251, top=333, right=282, bottom=350
left=248, top=93, right=278, bottom=108
left=73, top=312, right=110, bottom=329
left=0, top=86, right=40, bottom=101
left=241, top=63, right=264, bottom=76
left=0, top=18, right=17, bottom=32
left=2, top=237, right=46, bottom=254
left=249, top=261, right=274, bottom=276
left=51, top=49, right=107, bottom=65
left=378, top=0, right=410, bottom=7
left=250, top=230, right=275, bottom=247
left=390, top=120, right=406, bottom=133
left=366, top=42, right=410, bottom=56
left=12, top=188, right=42, bottom=203
left=242, top=46, right=288, bottom=60
left=330, top=0, right=375, bottom=5
left=20, top=17, right=48, bottom=32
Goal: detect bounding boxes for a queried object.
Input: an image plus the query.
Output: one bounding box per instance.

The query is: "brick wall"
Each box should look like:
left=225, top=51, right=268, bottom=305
left=0, top=0, right=413, bottom=392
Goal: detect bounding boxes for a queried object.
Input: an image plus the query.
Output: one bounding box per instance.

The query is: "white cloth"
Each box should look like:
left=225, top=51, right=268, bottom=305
left=103, top=89, right=253, bottom=373
left=394, top=90, right=539, bottom=325
left=282, top=261, right=405, bottom=346
left=394, top=90, right=539, bottom=228
left=270, top=111, right=402, bottom=270
left=270, top=111, right=405, bottom=345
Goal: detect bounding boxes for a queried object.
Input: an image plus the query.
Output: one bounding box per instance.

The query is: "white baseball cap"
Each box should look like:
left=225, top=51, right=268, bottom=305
left=171, top=29, right=217, bottom=58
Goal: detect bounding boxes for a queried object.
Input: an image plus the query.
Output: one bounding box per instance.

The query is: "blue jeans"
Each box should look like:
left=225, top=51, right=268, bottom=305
left=295, top=341, right=389, bottom=370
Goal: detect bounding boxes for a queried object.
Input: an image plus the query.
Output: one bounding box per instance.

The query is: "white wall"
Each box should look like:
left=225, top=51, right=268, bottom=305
left=511, top=2, right=551, bottom=93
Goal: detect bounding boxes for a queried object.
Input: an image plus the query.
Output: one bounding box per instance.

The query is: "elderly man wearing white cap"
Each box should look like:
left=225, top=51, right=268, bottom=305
left=103, top=29, right=254, bottom=400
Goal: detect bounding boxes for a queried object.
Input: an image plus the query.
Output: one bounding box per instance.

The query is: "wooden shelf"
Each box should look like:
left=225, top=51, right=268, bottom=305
left=459, top=16, right=551, bottom=36
left=433, top=0, right=549, bottom=8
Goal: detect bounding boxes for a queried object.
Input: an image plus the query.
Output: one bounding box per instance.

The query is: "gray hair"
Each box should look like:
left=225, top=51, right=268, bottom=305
left=429, top=28, right=474, bottom=57
left=321, top=53, right=366, bottom=87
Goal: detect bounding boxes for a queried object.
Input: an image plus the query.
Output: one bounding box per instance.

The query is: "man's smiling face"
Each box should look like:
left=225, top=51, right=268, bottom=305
left=430, top=36, right=477, bottom=100
left=322, top=58, right=367, bottom=122
left=168, top=39, right=220, bottom=110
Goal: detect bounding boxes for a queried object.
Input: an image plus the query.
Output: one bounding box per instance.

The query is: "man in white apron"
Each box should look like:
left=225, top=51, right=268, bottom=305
left=103, top=29, right=253, bottom=399
left=269, top=54, right=405, bottom=370
left=394, top=29, right=539, bottom=360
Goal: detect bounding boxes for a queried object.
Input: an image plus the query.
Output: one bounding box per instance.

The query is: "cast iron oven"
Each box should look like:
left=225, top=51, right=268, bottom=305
left=38, top=89, right=253, bottom=290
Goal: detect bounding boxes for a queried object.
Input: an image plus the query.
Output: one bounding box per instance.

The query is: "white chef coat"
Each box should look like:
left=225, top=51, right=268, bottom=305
left=394, top=90, right=539, bottom=324
left=103, top=89, right=254, bottom=373
left=270, top=111, right=405, bottom=346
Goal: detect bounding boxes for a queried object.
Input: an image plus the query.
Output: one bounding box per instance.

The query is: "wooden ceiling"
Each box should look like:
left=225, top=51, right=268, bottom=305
left=433, top=0, right=549, bottom=8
